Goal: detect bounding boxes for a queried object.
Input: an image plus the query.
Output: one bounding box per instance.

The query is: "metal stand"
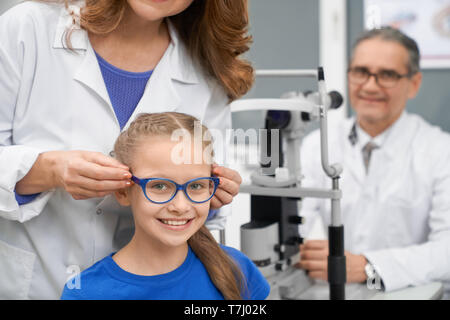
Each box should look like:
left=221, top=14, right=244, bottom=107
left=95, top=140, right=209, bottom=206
left=328, top=178, right=346, bottom=300
left=317, top=69, right=346, bottom=300
left=230, top=67, right=346, bottom=300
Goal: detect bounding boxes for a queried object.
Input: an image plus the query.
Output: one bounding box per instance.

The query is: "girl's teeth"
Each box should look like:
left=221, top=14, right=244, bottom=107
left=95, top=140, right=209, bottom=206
left=162, top=220, right=189, bottom=226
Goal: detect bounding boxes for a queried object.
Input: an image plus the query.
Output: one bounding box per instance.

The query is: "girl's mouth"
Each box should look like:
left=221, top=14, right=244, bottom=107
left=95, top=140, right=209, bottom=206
left=159, top=219, right=191, bottom=226
left=157, top=218, right=194, bottom=230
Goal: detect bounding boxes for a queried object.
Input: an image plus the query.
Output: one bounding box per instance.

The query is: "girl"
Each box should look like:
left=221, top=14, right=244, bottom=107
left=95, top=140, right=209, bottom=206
left=0, top=0, right=251, bottom=299
left=61, top=112, right=270, bottom=299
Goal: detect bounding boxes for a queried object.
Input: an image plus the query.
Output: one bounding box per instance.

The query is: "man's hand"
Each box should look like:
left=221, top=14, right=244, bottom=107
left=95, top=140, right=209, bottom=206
left=296, top=240, right=368, bottom=283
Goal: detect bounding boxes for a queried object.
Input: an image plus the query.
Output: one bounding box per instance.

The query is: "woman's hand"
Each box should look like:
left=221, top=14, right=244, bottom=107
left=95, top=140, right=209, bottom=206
left=16, top=150, right=132, bottom=200
left=210, top=164, right=242, bottom=210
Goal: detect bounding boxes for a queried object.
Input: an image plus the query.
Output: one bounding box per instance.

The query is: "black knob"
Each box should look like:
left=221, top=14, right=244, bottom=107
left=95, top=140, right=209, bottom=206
left=288, top=216, right=305, bottom=224
left=287, top=237, right=304, bottom=245
left=275, top=262, right=287, bottom=271
left=274, top=244, right=285, bottom=253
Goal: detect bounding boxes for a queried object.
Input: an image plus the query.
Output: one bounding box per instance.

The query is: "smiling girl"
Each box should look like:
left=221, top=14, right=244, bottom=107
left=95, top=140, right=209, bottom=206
left=60, top=112, right=270, bottom=300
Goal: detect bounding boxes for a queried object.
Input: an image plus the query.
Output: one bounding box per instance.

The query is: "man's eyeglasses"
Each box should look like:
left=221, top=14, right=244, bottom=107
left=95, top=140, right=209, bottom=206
left=347, top=67, right=411, bottom=88
left=131, top=176, right=220, bottom=204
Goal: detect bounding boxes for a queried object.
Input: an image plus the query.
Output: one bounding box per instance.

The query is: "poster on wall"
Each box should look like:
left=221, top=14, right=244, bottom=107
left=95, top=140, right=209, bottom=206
left=364, top=0, right=450, bottom=69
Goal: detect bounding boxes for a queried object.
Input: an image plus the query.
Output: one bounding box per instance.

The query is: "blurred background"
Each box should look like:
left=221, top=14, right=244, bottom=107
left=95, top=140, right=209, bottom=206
left=2, top=0, right=450, bottom=248
left=2, top=0, right=449, bottom=133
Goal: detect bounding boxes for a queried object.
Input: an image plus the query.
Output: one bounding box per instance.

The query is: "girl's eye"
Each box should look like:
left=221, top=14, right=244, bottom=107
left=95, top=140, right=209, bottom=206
left=189, top=183, right=204, bottom=190
left=150, top=183, right=169, bottom=191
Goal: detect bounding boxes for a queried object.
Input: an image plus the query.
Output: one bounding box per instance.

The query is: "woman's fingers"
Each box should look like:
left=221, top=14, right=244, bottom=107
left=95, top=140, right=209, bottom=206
left=75, top=160, right=131, bottom=182
left=216, top=176, right=240, bottom=197
left=64, top=174, right=132, bottom=195
left=212, top=165, right=242, bottom=197
left=211, top=188, right=234, bottom=206
left=56, top=151, right=132, bottom=199
left=209, top=196, right=223, bottom=210
left=87, top=151, right=129, bottom=170
left=208, top=165, right=242, bottom=209
left=212, top=164, right=242, bottom=186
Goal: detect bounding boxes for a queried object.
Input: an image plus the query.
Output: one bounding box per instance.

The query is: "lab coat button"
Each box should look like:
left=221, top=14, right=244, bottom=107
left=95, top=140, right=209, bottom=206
left=96, top=208, right=102, bottom=215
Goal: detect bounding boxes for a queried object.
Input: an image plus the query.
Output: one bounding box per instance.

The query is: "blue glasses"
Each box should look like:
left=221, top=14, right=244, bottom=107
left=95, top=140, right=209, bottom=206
left=131, top=176, right=220, bottom=204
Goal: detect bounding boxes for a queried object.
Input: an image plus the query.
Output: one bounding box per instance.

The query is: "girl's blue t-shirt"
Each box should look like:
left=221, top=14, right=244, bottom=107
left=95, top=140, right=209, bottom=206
left=60, top=245, right=270, bottom=300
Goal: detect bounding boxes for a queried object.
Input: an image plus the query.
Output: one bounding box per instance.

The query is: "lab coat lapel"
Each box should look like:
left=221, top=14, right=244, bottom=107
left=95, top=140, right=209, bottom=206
left=53, top=6, right=116, bottom=120
left=73, top=44, right=114, bottom=114
left=343, top=120, right=366, bottom=185
left=379, top=112, right=413, bottom=163
left=374, top=113, right=416, bottom=196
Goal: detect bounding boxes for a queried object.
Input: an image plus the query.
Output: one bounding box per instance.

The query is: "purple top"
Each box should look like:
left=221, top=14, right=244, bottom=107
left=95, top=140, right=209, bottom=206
left=95, top=51, right=153, bottom=129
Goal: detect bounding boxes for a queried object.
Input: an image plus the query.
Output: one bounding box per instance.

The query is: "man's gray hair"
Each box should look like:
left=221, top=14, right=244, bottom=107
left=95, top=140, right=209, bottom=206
left=351, top=26, right=421, bottom=75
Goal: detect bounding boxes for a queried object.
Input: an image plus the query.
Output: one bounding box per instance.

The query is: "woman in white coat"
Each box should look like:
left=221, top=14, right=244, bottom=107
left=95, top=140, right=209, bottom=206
left=0, top=0, right=252, bottom=299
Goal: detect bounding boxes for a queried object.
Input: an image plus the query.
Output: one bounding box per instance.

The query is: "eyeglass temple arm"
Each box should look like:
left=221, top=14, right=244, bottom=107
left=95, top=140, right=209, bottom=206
left=131, top=176, right=141, bottom=184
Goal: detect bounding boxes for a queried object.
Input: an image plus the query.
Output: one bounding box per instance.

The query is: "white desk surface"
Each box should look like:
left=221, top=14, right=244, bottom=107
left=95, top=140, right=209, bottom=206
left=295, top=281, right=444, bottom=300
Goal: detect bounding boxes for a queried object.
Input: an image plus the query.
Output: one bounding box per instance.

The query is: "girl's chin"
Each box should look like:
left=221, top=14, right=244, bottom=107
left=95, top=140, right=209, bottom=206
left=136, top=217, right=207, bottom=248
left=154, top=219, right=198, bottom=244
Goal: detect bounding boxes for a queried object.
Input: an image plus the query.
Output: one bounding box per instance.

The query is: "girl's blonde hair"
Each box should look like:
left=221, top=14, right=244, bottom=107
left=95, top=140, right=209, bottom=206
left=35, top=0, right=254, bottom=102
left=114, top=112, right=246, bottom=300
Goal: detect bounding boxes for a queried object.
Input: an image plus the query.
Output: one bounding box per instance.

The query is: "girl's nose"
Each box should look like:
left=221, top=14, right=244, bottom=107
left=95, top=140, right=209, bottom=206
left=167, top=191, right=192, bottom=214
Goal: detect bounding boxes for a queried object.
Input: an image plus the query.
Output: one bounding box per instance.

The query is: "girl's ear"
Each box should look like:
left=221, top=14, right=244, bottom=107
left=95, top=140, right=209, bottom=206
left=114, top=188, right=131, bottom=206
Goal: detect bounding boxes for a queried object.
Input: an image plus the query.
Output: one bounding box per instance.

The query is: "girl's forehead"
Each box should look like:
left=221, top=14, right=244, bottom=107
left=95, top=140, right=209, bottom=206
left=131, top=138, right=212, bottom=179
left=135, top=136, right=213, bottom=163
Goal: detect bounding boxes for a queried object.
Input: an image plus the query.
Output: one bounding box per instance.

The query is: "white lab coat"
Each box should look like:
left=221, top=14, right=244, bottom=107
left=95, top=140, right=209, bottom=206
left=0, top=2, right=231, bottom=299
left=300, top=111, right=450, bottom=297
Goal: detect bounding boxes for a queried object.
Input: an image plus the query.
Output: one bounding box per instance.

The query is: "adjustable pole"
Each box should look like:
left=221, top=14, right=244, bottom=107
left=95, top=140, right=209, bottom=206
left=328, top=178, right=346, bottom=300
left=317, top=67, right=346, bottom=300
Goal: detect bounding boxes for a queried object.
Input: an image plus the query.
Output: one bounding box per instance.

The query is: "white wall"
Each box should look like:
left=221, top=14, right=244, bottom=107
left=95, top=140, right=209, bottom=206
left=319, top=0, right=348, bottom=119
left=0, top=0, right=21, bottom=14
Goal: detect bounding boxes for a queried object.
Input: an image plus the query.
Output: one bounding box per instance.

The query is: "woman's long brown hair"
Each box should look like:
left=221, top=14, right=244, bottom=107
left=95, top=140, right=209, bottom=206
left=171, top=0, right=254, bottom=101
left=36, top=0, right=254, bottom=101
left=113, top=112, right=246, bottom=300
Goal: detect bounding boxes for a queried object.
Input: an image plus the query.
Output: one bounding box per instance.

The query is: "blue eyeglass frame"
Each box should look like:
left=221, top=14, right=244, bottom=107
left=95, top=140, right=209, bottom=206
left=130, top=176, right=220, bottom=204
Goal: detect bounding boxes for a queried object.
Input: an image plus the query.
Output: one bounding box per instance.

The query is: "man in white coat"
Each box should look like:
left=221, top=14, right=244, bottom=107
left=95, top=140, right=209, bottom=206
left=298, top=27, right=450, bottom=298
